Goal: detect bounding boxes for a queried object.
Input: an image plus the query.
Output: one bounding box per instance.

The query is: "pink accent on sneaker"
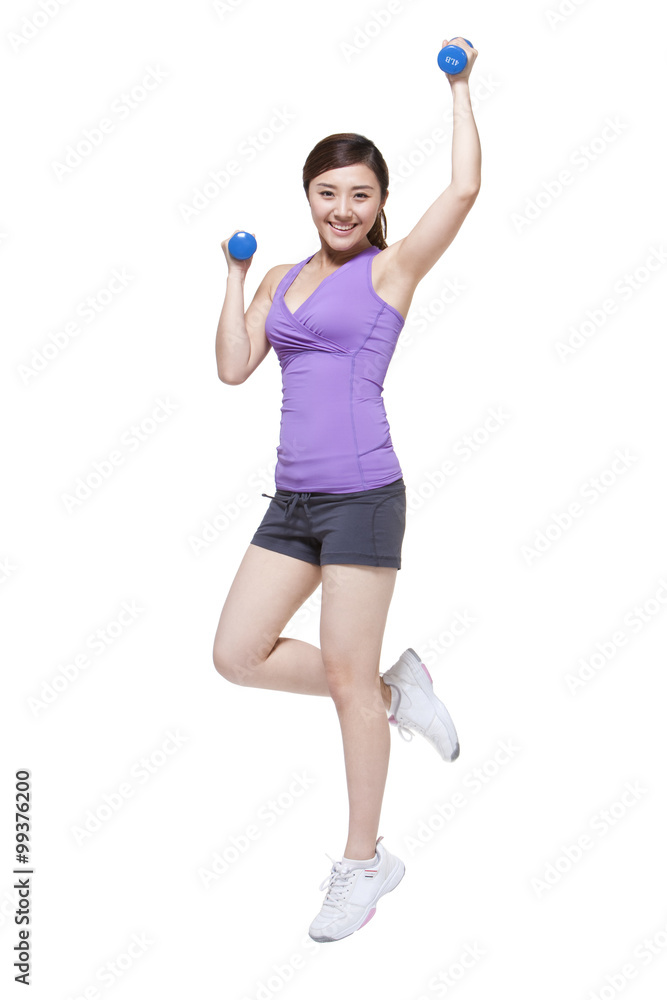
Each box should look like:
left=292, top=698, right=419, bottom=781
left=421, top=662, right=433, bottom=684
left=359, top=907, right=377, bottom=928
left=388, top=714, right=397, bottom=723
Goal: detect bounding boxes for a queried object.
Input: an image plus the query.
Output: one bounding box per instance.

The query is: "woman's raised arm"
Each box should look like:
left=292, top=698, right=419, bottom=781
left=392, top=39, right=482, bottom=286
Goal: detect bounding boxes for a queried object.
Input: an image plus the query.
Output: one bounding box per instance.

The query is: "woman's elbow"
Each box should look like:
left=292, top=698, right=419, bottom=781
left=218, top=369, right=246, bottom=386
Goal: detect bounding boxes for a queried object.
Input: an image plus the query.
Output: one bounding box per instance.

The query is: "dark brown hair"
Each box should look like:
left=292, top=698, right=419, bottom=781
left=302, top=133, right=389, bottom=250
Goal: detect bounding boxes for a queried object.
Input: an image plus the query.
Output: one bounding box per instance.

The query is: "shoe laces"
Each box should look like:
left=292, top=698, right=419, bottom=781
left=317, top=856, right=357, bottom=913
left=394, top=720, right=415, bottom=743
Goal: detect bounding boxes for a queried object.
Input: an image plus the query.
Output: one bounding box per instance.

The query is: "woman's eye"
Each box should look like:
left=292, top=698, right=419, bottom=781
left=321, top=192, right=369, bottom=198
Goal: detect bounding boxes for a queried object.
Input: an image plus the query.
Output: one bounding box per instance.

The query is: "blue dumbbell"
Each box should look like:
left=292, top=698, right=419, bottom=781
left=437, top=38, right=474, bottom=75
left=228, top=231, right=257, bottom=260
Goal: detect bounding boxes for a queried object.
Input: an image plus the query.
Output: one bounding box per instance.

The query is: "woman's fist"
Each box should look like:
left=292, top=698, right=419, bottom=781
left=440, top=37, right=478, bottom=82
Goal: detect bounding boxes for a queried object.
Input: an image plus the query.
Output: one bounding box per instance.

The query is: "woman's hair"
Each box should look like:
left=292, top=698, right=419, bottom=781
left=302, top=133, right=389, bottom=250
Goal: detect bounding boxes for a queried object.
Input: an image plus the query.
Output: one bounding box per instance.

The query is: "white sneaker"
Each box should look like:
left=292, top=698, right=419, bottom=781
left=382, top=648, right=460, bottom=762
left=308, top=836, right=405, bottom=942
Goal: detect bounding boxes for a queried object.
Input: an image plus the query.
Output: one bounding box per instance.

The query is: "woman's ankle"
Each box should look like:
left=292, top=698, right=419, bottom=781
left=380, top=677, right=392, bottom=711
left=343, top=845, right=377, bottom=863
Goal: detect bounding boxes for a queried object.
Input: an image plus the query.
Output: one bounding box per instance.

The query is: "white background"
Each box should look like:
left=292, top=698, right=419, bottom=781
left=2, top=0, right=666, bottom=997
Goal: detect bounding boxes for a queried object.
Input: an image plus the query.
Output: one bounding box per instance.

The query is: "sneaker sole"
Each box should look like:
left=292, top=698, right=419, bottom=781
left=309, top=857, right=406, bottom=942
left=403, top=648, right=460, bottom=761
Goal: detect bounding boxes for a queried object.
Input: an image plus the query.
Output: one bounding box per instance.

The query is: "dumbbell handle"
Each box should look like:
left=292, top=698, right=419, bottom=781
left=437, top=38, right=473, bottom=75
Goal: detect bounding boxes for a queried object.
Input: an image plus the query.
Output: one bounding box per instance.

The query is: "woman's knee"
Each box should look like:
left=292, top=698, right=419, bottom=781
left=323, top=657, right=382, bottom=703
left=212, top=640, right=266, bottom=685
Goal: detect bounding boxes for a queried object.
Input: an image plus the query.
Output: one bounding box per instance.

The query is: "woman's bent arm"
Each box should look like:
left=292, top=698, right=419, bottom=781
left=215, top=266, right=278, bottom=384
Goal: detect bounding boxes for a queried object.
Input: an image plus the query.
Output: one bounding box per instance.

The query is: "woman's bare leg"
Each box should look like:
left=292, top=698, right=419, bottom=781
left=213, top=543, right=393, bottom=708
left=319, top=563, right=398, bottom=861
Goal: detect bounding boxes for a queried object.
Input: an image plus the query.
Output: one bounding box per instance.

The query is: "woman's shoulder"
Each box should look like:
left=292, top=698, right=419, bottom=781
left=265, top=261, right=299, bottom=303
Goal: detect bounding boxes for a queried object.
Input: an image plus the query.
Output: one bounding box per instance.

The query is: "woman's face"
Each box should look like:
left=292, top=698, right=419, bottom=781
left=308, top=163, right=387, bottom=249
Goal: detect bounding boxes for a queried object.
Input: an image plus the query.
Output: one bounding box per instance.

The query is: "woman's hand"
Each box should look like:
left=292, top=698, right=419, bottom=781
left=221, top=230, right=256, bottom=276
left=440, top=37, right=477, bottom=84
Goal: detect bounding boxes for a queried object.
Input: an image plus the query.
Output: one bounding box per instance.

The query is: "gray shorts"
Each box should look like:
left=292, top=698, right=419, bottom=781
left=250, top=477, right=407, bottom=569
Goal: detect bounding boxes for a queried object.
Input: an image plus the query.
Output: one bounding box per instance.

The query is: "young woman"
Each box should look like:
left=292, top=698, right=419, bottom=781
left=213, top=38, right=480, bottom=942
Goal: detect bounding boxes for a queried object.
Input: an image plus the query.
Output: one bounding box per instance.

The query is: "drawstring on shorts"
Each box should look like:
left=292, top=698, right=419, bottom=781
left=261, top=491, right=313, bottom=520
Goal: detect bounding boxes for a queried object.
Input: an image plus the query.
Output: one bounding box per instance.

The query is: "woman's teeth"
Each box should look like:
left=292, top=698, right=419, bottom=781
left=329, top=223, right=356, bottom=232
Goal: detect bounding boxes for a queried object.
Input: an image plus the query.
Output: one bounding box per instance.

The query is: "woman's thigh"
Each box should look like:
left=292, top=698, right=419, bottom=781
left=213, top=543, right=322, bottom=683
left=319, top=563, right=397, bottom=690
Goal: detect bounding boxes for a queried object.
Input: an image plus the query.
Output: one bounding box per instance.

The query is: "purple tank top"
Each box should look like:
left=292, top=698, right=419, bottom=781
left=264, top=245, right=405, bottom=492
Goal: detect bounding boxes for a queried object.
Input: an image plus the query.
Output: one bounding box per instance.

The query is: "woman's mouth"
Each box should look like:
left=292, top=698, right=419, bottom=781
left=328, top=222, right=357, bottom=233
